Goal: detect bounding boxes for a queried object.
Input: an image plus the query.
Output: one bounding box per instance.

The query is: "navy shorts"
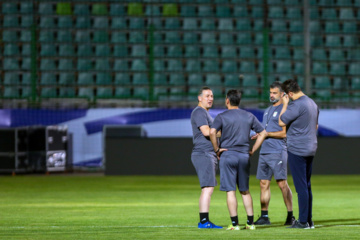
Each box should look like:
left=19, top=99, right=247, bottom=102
left=256, top=151, right=288, bottom=181
left=219, top=151, right=250, bottom=192
left=191, top=151, right=218, bottom=188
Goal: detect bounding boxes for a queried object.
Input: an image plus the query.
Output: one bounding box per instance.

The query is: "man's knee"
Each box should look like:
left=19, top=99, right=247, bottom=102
left=277, top=179, right=288, bottom=190
left=260, top=180, right=270, bottom=190
left=240, top=190, right=250, bottom=195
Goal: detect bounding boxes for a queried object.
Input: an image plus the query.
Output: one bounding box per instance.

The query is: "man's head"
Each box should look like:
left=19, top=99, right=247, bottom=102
left=269, top=81, right=284, bottom=104
left=198, top=86, right=214, bottom=110
left=281, top=79, right=301, bottom=100
left=226, top=89, right=241, bottom=107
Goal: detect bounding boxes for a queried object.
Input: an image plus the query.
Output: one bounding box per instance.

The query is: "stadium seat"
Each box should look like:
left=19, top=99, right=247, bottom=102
left=77, top=59, right=93, bottom=71
left=276, top=61, right=292, bottom=73
left=129, top=18, right=145, bottom=30
left=272, top=33, right=288, bottom=45
left=20, top=15, right=34, bottom=28
left=183, top=32, right=198, bottom=44
left=269, top=6, right=284, bottom=18
left=185, top=59, right=201, bottom=72
left=293, top=48, right=304, bottom=60
left=3, top=16, right=19, bottom=28
left=181, top=5, right=196, bottom=17
left=314, top=76, right=331, bottom=89
left=169, top=74, right=185, bottom=86
left=2, top=2, right=18, bottom=14
left=205, top=74, right=222, bottom=86
left=153, top=74, right=168, bottom=86
left=325, top=22, right=340, bottom=33
left=93, top=31, right=109, bottom=43
left=75, top=31, right=91, bottom=43
left=78, top=73, right=94, bottom=85
left=271, top=20, right=287, bottom=32
left=325, top=35, right=341, bottom=47
left=251, top=7, right=264, bottom=18
left=224, top=75, right=240, bottom=87
left=92, top=4, right=108, bottom=15
left=219, top=33, right=234, bottom=45
left=329, top=49, right=345, bottom=61
left=286, top=7, right=302, bottom=19
left=290, top=34, right=303, bottom=46
left=113, top=60, right=129, bottom=71
left=94, top=59, right=110, bottom=71
left=183, top=18, right=197, bottom=30
left=240, top=61, right=256, bottom=73
left=74, top=4, right=90, bottom=15
left=165, top=18, right=180, bottom=30
left=274, top=47, right=291, bottom=59
left=221, top=46, right=237, bottom=58
left=312, top=62, right=328, bottom=74
left=111, top=32, right=127, bottom=43
left=218, top=19, right=234, bottom=31
left=236, top=19, right=251, bottom=31
left=4, top=44, right=20, bottom=56
left=40, top=44, right=57, bottom=57
left=198, top=5, right=213, bottom=17
left=59, top=73, right=75, bottom=86
left=114, top=73, right=131, bottom=85
left=21, top=44, right=31, bottom=56
left=58, top=16, right=73, bottom=28
left=41, top=87, right=57, bottom=98
left=96, top=87, right=113, bottom=98
left=167, top=45, right=183, bottom=58
left=164, top=32, right=181, bottom=44
left=184, top=46, right=200, bottom=57
left=337, top=0, right=353, bottom=6
left=59, top=87, right=76, bottom=97
left=77, top=45, right=93, bottom=57
left=339, top=8, right=354, bottom=20
left=312, top=48, right=327, bottom=60
left=202, top=46, right=218, bottom=58
left=56, top=2, right=72, bottom=15
left=167, top=59, right=183, bottom=71
left=315, top=90, right=332, bottom=101
left=236, top=33, right=252, bottom=45
left=95, top=45, right=111, bottom=57
left=127, top=2, right=143, bottom=16
left=154, top=87, right=168, bottom=100
left=109, top=4, right=125, bottom=16
left=253, top=20, right=264, bottom=31
left=145, top=5, right=161, bottom=16
left=342, top=22, right=357, bottom=33
left=153, top=60, right=165, bottom=72
left=343, top=35, right=357, bottom=47
left=4, top=73, right=20, bottom=85
left=131, top=45, right=147, bottom=57
left=21, top=58, right=31, bottom=71
left=200, top=19, right=215, bottom=30
left=163, top=3, right=178, bottom=17
left=289, top=21, right=303, bottom=32
left=39, top=31, right=55, bottom=42
left=242, top=75, right=259, bottom=87
left=76, top=16, right=91, bottom=28
left=3, top=31, right=18, bottom=42
left=153, top=45, right=165, bottom=57
left=78, top=88, right=94, bottom=99
left=203, top=60, right=219, bottom=72
left=57, top=30, right=73, bottom=42
left=349, top=63, right=360, bottom=75
left=351, top=78, right=360, bottom=89
left=113, top=45, right=127, bottom=57
left=39, top=3, right=54, bottom=14
left=131, top=59, right=147, bottom=71
left=188, top=74, right=203, bottom=86
left=233, top=6, right=248, bottom=17
left=21, top=73, right=31, bottom=85
left=3, top=87, right=20, bottom=98
left=200, top=32, right=216, bottom=44
left=95, top=73, right=112, bottom=85
left=114, top=87, right=131, bottom=98
left=93, top=17, right=109, bottom=29
left=332, top=77, right=348, bottom=90
left=111, top=17, right=127, bottom=29
left=221, top=60, right=238, bottom=73
left=133, top=87, right=149, bottom=100
left=216, top=5, right=231, bottom=17
left=58, top=59, right=73, bottom=71
left=321, top=8, right=338, bottom=19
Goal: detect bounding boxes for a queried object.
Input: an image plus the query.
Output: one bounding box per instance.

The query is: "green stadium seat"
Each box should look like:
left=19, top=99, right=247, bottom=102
left=251, top=7, right=264, bottom=18
left=58, top=59, right=74, bottom=71
left=75, top=31, right=91, bottom=43
left=349, top=63, right=360, bottom=75
left=114, top=45, right=128, bottom=57
left=269, top=6, right=284, bottom=18
left=93, top=31, right=109, bottom=43
left=56, top=17, right=72, bottom=29
left=309, top=21, right=321, bottom=32
left=325, top=35, right=341, bottom=47
left=95, top=73, right=112, bottom=85
left=21, top=58, right=31, bottom=70
left=96, top=87, right=113, bottom=98
left=169, top=74, right=185, bottom=86
left=21, top=73, right=31, bottom=86
left=153, top=74, right=168, bottom=86
left=343, top=35, right=357, bottom=47
left=3, top=31, right=18, bottom=42
left=312, top=48, right=327, bottom=60
left=325, top=22, right=340, bottom=33
left=168, top=87, right=186, bottom=101
left=198, top=5, right=213, bottom=17
left=181, top=6, right=196, bottom=17
left=131, top=59, right=147, bottom=71
left=167, top=59, right=183, bottom=71
left=185, top=60, right=201, bottom=72
left=153, top=45, right=165, bottom=57
left=351, top=78, right=360, bottom=89
left=276, top=61, right=292, bottom=73
left=242, top=75, right=259, bottom=87
left=77, top=59, right=92, bottom=71
left=233, top=6, right=248, bottom=17
left=315, top=90, right=332, bottom=101
left=203, top=46, right=218, bottom=58
left=76, top=16, right=91, bottom=28
left=128, top=3, right=143, bottom=16
left=203, top=60, right=219, bottom=72
left=294, top=62, right=304, bottom=74
left=339, top=8, right=354, bottom=20
left=272, top=33, right=287, bottom=45
left=74, top=4, right=90, bottom=15
left=95, top=59, right=110, bottom=71
left=153, top=60, right=165, bottom=72
left=216, top=5, right=231, bottom=17
left=78, top=88, right=94, bottom=99
left=310, top=8, right=319, bottom=19
left=321, top=9, right=337, bottom=19
left=40, top=73, right=57, bottom=85
left=114, top=73, right=130, bottom=85
left=183, top=32, right=198, bottom=44
left=93, top=17, right=109, bottom=29
left=154, top=87, right=168, bottom=100
left=113, top=60, right=129, bottom=71
left=342, top=22, right=357, bottom=33
left=241, top=61, right=256, bottom=73
left=111, top=32, right=127, bottom=43
left=329, top=49, right=345, bottom=61
left=4, top=73, right=20, bottom=85
left=2, top=3, right=18, bottom=14
left=184, top=46, right=200, bottom=57
left=236, top=19, right=251, bottom=31
left=20, top=15, right=33, bottom=28
left=131, top=45, right=147, bottom=57
left=347, top=49, right=360, bottom=60
left=92, top=4, right=108, bottom=15
left=133, top=87, right=149, bottom=100
left=163, top=4, right=178, bottom=17
left=78, top=73, right=94, bottom=85
left=312, top=62, right=328, bottom=74
left=4, top=44, right=20, bottom=56
left=39, top=59, right=55, bottom=71
left=114, top=87, right=131, bottom=98
left=286, top=7, right=302, bottom=19
left=3, top=16, right=19, bottom=28
left=188, top=74, right=203, bottom=86
left=110, top=4, right=125, bottom=16
left=39, top=3, right=54, bottom=15
left=183, top=18, right=197, bottom=30
left=224, top=75, right=240, bottom=87
left=39, top=31, right=55, bottom=43
left=59, top=87, right=76, bottom=97
left=57, top=30, right=72, bottom=42
left=271, top=20, right=287, bottom=32
left=3, top=87, right=20, bottom=98
left=94, top=44, right=110, bottom=57
left=200, top=32, right=216, bottom=44
left=39, top=17, right=55, bottom=28
left=167, top=45, right=182, bottom=57
left=165, top=18, right=180, bottom=30
left=40, top=44, right=56, bottom=57
left=21, top=87, right=32, bottom=98
left=219, top=33, right=234, bottom=45
left=145, top=5, right=161, bottom=16
left=222, top=61, right=238, bottom=73
left=222, top=46, right=237, bottom=58
left=205, top=74, right=222, bottom=86
left=129, top=18, right=145, bottom=30
left=164, top=32, right=181, bottom=44
left=268, top=0, right=283, bottom=4
left=274, top=47, right=291, bottom=59
left=210, top=87, right=223, bottom=98
left=289, top=21, right=303, bottom=32
left=253, top=20, right=264, bottom=31
left=41, top=87, right=57, bottom=98
left=111, top=17, right=127, bottom=29
left=3, top=59, right=19, bottom=70
left=218, top=19, right=234, bottom=31
left=77, top=45, right=93, bottom=57
left=56, top=2, right=72, bottom=15
left=333, top=77, right=348, bottom=90
left=133, top=73, right=149, bottom=85
left=236, top=33, right=252, bottom=45
left=290, top=34, right=303, bottom=46
left=200, top=19, right=215, bottom=30
left=293, top=48, right=304, bottom=60
left=337, top=0, right=353, bottom=6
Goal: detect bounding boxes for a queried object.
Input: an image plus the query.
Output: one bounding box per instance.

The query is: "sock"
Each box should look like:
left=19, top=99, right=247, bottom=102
left=261, top=210, right=269, bottom=218
left=230, top=216, right=238, bottom=226
left=247, top=215, right=254, bottom=225
left=287, top=211, right=293, bottom=220
left=200, top=212, right=209, bottom=224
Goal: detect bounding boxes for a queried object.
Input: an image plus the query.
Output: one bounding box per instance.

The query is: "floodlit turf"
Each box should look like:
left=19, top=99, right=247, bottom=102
left=0, top=174, right=359, bottom=239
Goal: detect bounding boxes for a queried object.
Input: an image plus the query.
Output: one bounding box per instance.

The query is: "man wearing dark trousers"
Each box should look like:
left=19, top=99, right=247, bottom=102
left=191, top=86, right=222, bottom=229
left=209, top=89, right=267, bottom=230
left=279, top=80, right=319, bottom=229
left=253, top=82, right=294, bottom=226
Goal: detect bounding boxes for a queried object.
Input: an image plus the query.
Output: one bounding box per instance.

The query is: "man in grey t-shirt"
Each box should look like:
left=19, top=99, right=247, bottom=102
left=190, top=86, right=222, bottom=229
left=253, top=82, right=294, bottom=226
left=279, top=80, right=319, bottom=229
left=209, top=89, right=267, bottom=231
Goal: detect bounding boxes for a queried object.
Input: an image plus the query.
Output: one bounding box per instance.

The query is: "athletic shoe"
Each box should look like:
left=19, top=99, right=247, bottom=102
left=198, top=221, right=223, bottom=229
left=254, top=216, right=271, bottom=225
left=226, top=224, right=240, bottom=230
left=245, top=223, right=256, bottom=230
left=308, top=221, right=315, bottom=229
left=286, top=220, right=310, bottom=229
left=284, top=216, right=296, bottom=225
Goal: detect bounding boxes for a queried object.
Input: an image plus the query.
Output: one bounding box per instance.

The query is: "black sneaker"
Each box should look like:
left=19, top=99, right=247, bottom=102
left=284, top=216, right=296, bottom=226
left=254, top=216, right=271, bottom=225
left=287, top=220, right=310, bottom=229
left=308, top=221, right=315, bottom=229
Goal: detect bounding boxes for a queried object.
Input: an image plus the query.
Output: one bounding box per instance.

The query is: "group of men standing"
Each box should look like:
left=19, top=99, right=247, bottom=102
left=190, top=80, right=319, bottom=230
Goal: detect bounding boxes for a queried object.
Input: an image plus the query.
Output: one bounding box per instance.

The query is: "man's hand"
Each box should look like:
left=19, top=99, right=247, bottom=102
left=251, top=133, right=259, bottom=140
left=281, top=93, right=290, bottom=105
left=216, top=148, right=227, bottom=160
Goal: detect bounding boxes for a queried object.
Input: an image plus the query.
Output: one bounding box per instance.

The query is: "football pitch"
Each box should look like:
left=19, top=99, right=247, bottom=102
left=0, top=174, right=359, bottom=239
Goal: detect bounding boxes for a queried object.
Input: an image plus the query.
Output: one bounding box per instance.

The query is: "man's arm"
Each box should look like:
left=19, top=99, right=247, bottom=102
left=267, top=126, right=286, bottom=139
left=279, top=94, right=290, bottom=127
left=249, top=130, right=268, bottom=156
left=199, top=125, right=211, bottom=137
left=210, top=128, right=227, bottom=159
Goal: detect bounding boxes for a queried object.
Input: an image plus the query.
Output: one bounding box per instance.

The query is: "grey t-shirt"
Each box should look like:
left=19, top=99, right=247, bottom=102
left=280, top=95, right=319, bottom=157
left=260, top=104, right=287, bottom=154
left=191, top=106, right=214, bottom=152
left=212, top=108, right=264, bottom=153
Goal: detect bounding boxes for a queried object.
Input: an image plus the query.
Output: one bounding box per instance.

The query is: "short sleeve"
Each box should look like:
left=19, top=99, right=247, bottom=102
left=251, top=114, right=264, bottom=133
left=211, top=114, right=223, bottom=131
left=193, top=108, right=210, bottom=128
left=280, top=103, right=299, bottom=125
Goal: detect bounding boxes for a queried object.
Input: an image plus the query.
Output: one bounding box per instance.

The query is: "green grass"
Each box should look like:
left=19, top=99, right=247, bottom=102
left=0, top=175, right=359, bottom=239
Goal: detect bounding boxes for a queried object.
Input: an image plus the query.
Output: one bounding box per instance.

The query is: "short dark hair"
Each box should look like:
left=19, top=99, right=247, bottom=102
left=198, top=86, right=212, bottom=96
left=226, top=89, right=241, bottom=106
left=282, top=79, right=301, bottom=94
left=270, top=81, right=284, bottom=92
